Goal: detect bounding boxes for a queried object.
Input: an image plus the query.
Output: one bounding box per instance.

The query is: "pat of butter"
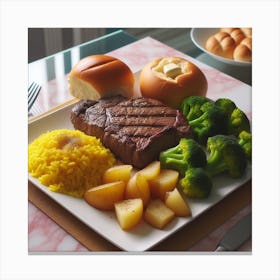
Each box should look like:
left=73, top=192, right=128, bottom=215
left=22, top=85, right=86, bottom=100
left=163, top=63, right=182, bottom=78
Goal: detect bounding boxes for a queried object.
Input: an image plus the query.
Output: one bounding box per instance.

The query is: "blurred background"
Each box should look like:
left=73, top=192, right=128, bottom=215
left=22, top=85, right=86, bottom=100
left=28, top=28, right=200, bottom=62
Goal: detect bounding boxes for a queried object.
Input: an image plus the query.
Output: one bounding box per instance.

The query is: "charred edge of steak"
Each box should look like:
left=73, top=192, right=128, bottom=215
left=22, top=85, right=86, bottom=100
left=71, top=96, right=192, bottom=168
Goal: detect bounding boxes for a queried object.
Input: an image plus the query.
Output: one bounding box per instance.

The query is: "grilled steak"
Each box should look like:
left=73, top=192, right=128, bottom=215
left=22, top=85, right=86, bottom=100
left=71, top=96, right=192, bottom=169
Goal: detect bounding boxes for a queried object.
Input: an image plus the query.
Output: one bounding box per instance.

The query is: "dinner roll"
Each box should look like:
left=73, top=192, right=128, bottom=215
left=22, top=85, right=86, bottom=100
left=240, top=28, right=252, bottom=38
left=68, top=55, right=134, bottom=100
left=222, top=28, right=247, bottom=44
left=233, top=37, right=252, bottom=62
left=205, top=32, right=236, bottom=59
left=206, top=28, right=252, bottom=62
left=139, top=57, right=208, bottom=109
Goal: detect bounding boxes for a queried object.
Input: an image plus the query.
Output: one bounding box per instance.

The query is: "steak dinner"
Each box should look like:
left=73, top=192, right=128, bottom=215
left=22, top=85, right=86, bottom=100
left=71, top=96, right=192, bottom=169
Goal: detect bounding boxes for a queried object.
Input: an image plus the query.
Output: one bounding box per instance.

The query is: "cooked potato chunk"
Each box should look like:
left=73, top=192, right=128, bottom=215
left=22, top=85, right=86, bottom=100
left=115, top=198, right=143, bottom=230
left=125, top=172, right=150, bottom=206
left=103, top=164, right=133, bottom=184
left=149, top=169, right=179, bottom=199
left=144, top=199, right=175, bottom=229
left=138, top=161, right=161, bottom=181
left=165, top=188, right=192, bottom=217
left=84, top=181, right=126, bottom=211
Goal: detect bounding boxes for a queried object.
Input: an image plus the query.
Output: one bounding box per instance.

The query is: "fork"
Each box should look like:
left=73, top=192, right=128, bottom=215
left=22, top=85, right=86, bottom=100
left=28, top=82, right=41, bottom=112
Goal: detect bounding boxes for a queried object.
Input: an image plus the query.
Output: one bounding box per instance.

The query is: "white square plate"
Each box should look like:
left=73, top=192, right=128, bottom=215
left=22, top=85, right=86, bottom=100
left=28, top=71, right=251, bottom=252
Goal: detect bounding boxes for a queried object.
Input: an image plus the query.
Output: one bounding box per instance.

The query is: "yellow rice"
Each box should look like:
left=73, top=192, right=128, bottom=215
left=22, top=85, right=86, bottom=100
left=28, top=129, right=116, bottom=198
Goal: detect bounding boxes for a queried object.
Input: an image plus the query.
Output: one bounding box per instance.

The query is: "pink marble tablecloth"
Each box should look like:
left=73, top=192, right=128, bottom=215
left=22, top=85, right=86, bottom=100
left=28, top=37, right=252, bottom=252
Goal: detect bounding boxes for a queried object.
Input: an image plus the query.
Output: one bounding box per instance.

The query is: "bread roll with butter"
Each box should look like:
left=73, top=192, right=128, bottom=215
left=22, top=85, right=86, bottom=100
left=68, top=55, right=134, bottom=100
left=233, top=37, right=252, bottom=62
left=139, top=57, right=208, bottom=109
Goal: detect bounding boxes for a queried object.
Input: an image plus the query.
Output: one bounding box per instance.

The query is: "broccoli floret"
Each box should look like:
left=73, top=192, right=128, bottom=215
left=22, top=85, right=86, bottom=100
left=159, top=138, right=207, bottom=176
left=181, top=96, right=251, bottom=144
left=215, top=99, right=251, bottom=136
left=181, top=96, right=213, bottom=121
left=179, top=167, right=213, bottom=198
left=238, top=130, right=252, bottom=159
left=188, top=102, right=228, bottom=144
left=228, top=108, right=251, bottom=136
left=215, top=98, right=237, bottom=116
left=205, top=135, right=247, bottom=178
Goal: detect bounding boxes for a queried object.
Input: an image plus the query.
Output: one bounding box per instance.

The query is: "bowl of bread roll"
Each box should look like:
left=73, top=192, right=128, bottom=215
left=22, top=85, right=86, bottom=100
left=191, top=28, right=252, bottom=66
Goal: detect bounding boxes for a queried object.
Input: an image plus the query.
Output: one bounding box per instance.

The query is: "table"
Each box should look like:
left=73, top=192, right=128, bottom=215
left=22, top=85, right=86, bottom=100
left=28, top=29, right=252, bottom=252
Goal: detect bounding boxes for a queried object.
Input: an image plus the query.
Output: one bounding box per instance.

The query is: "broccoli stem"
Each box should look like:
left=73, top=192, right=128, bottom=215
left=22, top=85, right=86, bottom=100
left=161, top=145, right=180, bottom=156
left=165, top=158, right=187, bottom=168
left=189, top=113, right=206, bottom=127
left=160, top=147, right=183, bottom=160
left=162, top=157, right=188, bottom=176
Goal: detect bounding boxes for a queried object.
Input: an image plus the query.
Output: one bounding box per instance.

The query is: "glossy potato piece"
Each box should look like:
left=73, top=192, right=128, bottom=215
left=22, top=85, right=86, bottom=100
left=103, top=164, right=133, bottom=184
left=165, top=188, right=192, bottom=217
left=84, top=181, right=126, bottom=211
left=144, top=199, right=175, bottom=229
left=125, top=172, right=150, bottom=206
left=138, top=161, right=161, bottom=181
left=115, top=198, right=143, bottom=230
left=149, top=169, right=179, bottom=199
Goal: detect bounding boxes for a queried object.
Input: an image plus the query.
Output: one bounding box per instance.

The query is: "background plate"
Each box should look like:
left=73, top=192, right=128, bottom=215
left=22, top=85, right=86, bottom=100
left=191, top=28, right=251, bottom=67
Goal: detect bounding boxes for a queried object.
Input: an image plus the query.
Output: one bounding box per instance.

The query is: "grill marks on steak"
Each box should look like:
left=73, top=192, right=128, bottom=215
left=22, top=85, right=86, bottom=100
left=71, top=96, right=192, bottom=168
